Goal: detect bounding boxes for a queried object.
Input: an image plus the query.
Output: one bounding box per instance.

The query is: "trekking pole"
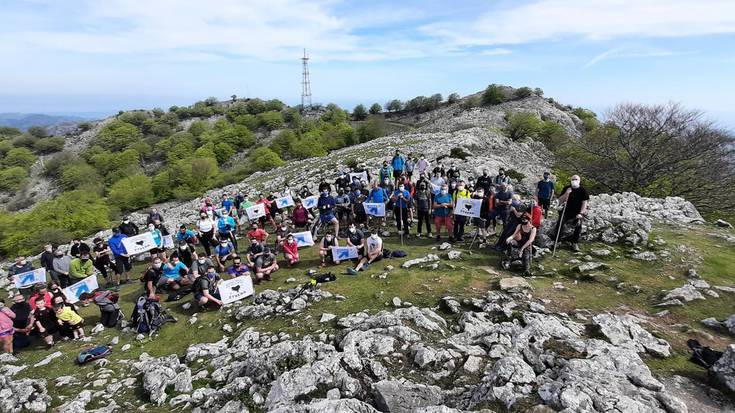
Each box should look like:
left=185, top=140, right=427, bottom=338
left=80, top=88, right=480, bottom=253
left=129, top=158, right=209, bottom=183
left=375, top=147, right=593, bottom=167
left=552, top=200, right=568, bottom=257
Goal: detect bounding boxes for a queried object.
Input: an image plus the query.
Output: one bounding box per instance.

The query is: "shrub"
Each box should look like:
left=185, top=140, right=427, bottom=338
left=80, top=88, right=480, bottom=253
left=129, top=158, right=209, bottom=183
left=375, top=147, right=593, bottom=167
left=150, top=123, right=173, bottom=137
left=234, top=114, right=259, bottom=131
left=11, top=134, right=38, bottom=149
left=321, top=104, right=349, bottom=123
left=514, top=87, right=533, bottom=99
left=449, top=147, right=470, bottom=160
left=0, top=140, right=13, bottom=156
left=2, top=147, right=37, bottom=169
left=505, top=112, right=542, bottom=140
left=60, top=162, right=101, bottom=191
left=108, top=174, right=155, bottom=211
left=533, top=88, right=544, bottom=96
left=386, top=99, right=402, bottom=112
left=481, top=84, right=505, bottom=106
left=369, top=103, right=382, bottom=115
left=0, top=167, right=29, bottom=191
left=34, top=137, right=65, bottom=154
left=156, top=132, right=196, bottom=163
left=43, top=151, right=77, bottom=178
left=264, top=99, right=285, bottom=111
left=447, top=93, right=460, bottom=104
left=77, top=121, right=93, bottom=132
left=188, top=120, right=209, bottom=137
left=460, top=96, right=480, bottom=110
left=538, top=121, right=569, bottom=150
left=356, top=118, right=385, bottom=143
left=506, top=168, right=526, bottom=183
left=270, top=129, right=297, bottom=156
left=249, top=147, right=285, bottom=170
left=257, top=112, right=284, bottom=131
left=96, top=120, right=143, bottom=151
left=290, top=132, right=327, bottom=159
left=352, top=104, right=368, bottom=121
left=27, top=126, right=48, bottom=139
left=200, top=122, right=254, bottom=150
left=0, top=127, right=21, bottom=138
left=214, top=142, right=236, bottom=164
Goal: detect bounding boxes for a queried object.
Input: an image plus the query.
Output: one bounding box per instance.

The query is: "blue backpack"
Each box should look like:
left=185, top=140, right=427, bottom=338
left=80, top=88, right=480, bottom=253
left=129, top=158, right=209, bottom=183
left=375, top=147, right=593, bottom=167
left=77, top=345, right=112, bottom=364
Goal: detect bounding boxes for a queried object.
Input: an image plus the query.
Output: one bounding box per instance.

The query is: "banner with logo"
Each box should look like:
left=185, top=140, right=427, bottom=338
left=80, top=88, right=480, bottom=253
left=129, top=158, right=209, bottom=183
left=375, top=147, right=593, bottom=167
left=162, top=235, right=175, bottom=249
left=331, top=246, right=359, bottom=260
left=63, top=275, right=99, bottom=304
left=122, top=232, right=157, bottom=255
left=218, top=276, right=255, bottom=304
left=275, top=195, right=295, bottom=209
left=349, top=171, right=368, bottom=184
left=302, top=195, right=318, bottom=209
left=291, top=231, right=315, bottom=247
left=246, top=203, right=267, bottom=220
left=364, top=202, right=386, bottom=217
left=14, top=268, right=46, bottom=289
left=454, top=198, right=482, bottom=218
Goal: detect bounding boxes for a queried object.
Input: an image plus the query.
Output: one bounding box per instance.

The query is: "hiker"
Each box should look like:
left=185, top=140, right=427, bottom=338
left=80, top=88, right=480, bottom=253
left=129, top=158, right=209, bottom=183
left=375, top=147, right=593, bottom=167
left=274, top=223, right=289, bottom=253
left=472, top=186, right=489, bottom=243
left=92, top=238, right=114, bottom=287
left=227, top=256, right=251, bottom=277
left=52, top=249, right=72, bottom=288
left=7, top=256, right=34, bottom=298
left=80, top=291, right=121, bottom=328
left=433, top=185, right=453, bottom=242
left=246, top=238, right=273, bottom=283
left=147, top=223, right=165, bottom=260
left=489, top=182, right=513, bottom=233
left=0, top=301, right=16, bottom=353
left=197, top=212, right=217, bottom=257
left=405, top=155, right=415, bottom=180
left=247, top=223, right=269, bottom=243
left=414, top=181, right=433, bottom=238
left=10, top=294, right=33, bottom=349
left=495, top=201, right=526, bottom=250
left=193, top=268, right=223, bottom=308
left=258, top=248, right=279, bottom=281
left=367, top=181, right=388, bottom=227
left=109, top=227, right=132, bottom=286
left=147, top=207, right=165, bottom=225
left=119, top=216, right=139, bottom=237
left=291, top=199, right=311, bottom=230
left=504, top=212, right=537, bottom=276
left=200, top=197, right=218, bottom=219
left=317, top=189, right=340, bottom=237
left=346, top=223, right=365, bottom=258
left=379, top=161, right=393, bottom=184
left=256, top=193, right=278, bottom=230
left=142, top=257, right=163, bottom=300
left=352, top=194, right=368, bottom=227
left=477, top=169, right=492, bottom=192
left=40, top=244, right=55, bottom=283
left=347, top=229, right=382, bottom=274
left=417, top=154, right=430, bottom=176
left=554, top=175, right=590, bottom=252
left=69, top=238, right=90, bottom=258
left=55, top=302, right=84, bottom=339
left=191, top=255, right=215, bottom=279
left=391, top=182, right=412, bottom=236
left=536, top=172, right=555, bottom=218
left=221, top=193, right=234, bottom=214
left=28, top=284, right=52, bottom=310
left=217, top=212, right=238, bottom=252
left=282, top=234, right=300, bottom=267
left=159, top=255, right=189, bottom=290
left=391, top=150, right=405, bottom=184
left=33, top=296, right=57, bottom=348
left=452, top=180, right=471, bottom=242
left=171, top=241, right=194, bottom=268
left=335, top=188, right=352, bottom=224
left=494, top=168, right=511, bottom=186
left=319, top=233, right=340, bottom=267
left=213, top=239, right=236, bottom=271
left=69, top=251, right=95, bottom=280
left=176, top=225, right=198, bottom=247
left=447, top=163, right=461, bottom=184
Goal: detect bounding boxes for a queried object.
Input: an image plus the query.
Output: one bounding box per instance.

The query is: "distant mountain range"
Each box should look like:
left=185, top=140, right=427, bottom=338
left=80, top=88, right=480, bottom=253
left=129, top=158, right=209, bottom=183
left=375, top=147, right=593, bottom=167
left=0, top=113, right=94, bottom=131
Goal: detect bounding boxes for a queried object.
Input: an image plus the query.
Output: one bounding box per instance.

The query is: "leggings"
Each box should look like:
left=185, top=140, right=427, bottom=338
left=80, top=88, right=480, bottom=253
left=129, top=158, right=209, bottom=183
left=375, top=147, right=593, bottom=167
left=417, top=209, right=432, bottom=234
left=200, top=230, right=215, bottom=256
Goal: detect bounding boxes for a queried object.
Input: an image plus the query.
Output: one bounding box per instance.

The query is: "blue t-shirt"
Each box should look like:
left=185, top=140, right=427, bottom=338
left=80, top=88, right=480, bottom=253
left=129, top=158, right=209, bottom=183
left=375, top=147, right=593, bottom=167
left=214, top=243, right=234, bottom=257
left=537, top=180, right=555, bottom=199
left=494, top=190, right=513, bottom=210
left=176, top=229, right=195, bottom=242
left=217, top=216, right=236, bottom=233
left=163, top=262, right=187, bottom=279
left=392, top=189, right=411, bottom=209
left=368, top=188, right=386, bottom=203
left=222, top=199, right=234, bottom=212
left=317, top=195, right=335, bottom=213
left=391, top=155, right=405, bottom=171
left=433, top=193, right=453, bottom=217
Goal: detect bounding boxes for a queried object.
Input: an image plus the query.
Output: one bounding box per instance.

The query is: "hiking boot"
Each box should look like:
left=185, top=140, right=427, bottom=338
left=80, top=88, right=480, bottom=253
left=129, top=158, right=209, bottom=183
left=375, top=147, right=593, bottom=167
left=416, top=233, right=422, bottom=238
left=571, top=243, right=580, bottom=252
left=346, top=267, right=358, bottom=275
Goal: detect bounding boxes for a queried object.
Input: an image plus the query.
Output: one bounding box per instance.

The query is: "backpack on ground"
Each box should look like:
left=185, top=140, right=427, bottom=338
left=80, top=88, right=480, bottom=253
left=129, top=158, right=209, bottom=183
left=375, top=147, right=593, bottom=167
left=382, top=248, right=392, bottom=258
left=130, top=296, right=177, bottom=336
left=77, top=345, right=112, bottom=365
left=391, top=250, right=407, bottom=258
left=687, top=339, right=723, bottom=368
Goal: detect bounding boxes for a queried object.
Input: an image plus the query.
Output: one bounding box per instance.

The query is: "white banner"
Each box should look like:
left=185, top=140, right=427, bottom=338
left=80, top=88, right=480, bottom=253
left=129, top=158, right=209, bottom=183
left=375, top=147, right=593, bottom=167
left=218, top=276, right=255, bottom=304
left=275, top=195, right=295, bottom=209
left=122, top=232, right=157, bottom=255
left=430, top=182, right=441, bottom=195
left=62, top=275, right=99, bottom=304
left=162, top=235, right=174, bottom=249
left=302, top=195, right=318, bottom=209
left=291, top=231, right=315, bottom=247
left=349, top=171, right=368, bottom=184
left=455, top=198, right=483, bottom=218
left=14, top=268, right=46, bottom=289
left=331, top=246, right=358, bottom=260
left=364, top=202, right=386, bottom=217
left=246, top=203, right=266, bottom=220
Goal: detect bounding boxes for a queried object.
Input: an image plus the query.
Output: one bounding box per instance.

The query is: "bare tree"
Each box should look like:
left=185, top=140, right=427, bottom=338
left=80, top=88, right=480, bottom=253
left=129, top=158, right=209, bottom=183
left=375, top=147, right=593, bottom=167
left=559, top=102, right=735, bottom=214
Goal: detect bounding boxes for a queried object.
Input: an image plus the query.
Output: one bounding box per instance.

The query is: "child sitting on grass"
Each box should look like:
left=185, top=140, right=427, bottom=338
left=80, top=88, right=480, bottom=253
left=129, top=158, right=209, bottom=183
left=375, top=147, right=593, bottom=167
left=55, top=303, right=85, bottom=339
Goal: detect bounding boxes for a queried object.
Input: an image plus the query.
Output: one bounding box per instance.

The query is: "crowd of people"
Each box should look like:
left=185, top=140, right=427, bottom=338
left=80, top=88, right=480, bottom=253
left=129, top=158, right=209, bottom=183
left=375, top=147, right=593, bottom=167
left=1, top=149, right=590, bottom=354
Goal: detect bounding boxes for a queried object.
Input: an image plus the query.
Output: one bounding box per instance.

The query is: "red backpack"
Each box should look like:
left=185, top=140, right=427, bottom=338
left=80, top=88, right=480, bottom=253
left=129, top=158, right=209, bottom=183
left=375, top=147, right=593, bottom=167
left=531, top=204, right=543, bottom=228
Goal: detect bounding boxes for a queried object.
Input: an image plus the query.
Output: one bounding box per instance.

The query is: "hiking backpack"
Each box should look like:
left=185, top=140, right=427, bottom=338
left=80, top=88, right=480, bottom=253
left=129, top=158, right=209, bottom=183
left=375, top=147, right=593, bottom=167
left=131, top=296, right=176, bottom=335
left=77, top=345, right=112, bottom=364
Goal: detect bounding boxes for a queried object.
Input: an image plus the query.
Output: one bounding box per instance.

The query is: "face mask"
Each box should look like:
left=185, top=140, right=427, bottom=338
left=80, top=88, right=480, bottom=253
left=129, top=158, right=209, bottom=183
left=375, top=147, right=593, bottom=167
left=220, top=243, right=228, bottom=247
left=326, top=236, right=333, bottom=242
left=287, top=238, right=294, bottom=243
left=440, top=189, right=447, bottom=195
left=398, top=186, right=405, bottom=191
left=371, top=234, right=379, bottom=239
left=55, top=253, right=63, bottom=257
left=544, top=176, right=550, bottom=181
left=207, top=272, right=216, bottom=278
left=198, top=258, right=206, bottom=264
left=148, top=226, right=155, bottom=231
left=450, top=183, right=456, bottom=188
left=571, top=180, right=580, bottom=188
left=123, top=220, right=130, bottom=224
left=483, top=172, right=488, bottom=176
left=477, top=192, right=484, bottom=197
left=349, top=228, right=356, bottom=233
left=81, top=257, right=89, bottom=262
left=521, top=220, right=529, bottom=225
left=200, top=216, right=207, bottom=219
left=153, top=263, right=162, bottom=269
left=180, top=245, right=188, bottom=250
left=322, top=191, right=328, bottom=195
left=281, top=227, right=287, bottom=231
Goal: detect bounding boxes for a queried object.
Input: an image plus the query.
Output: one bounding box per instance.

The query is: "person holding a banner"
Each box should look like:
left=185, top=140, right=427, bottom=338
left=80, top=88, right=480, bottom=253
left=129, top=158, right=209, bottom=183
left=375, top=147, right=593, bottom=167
left=109, top=227, right=133, bottom=286
left=8, top=256, right=35, bottom=298
left=282, top=234, right=300, bottom=267
left=433, top=185, right=454, bottom=242
left=291, top=199, right=311, bottom=230
left=319, top=233, right=340, bottom=267
left=335, top=188, right=351, bottom=224
left=256, top=193, right=278, bottom=231
left=452, top=180, right=472, bottom=242
left=147, top=223, right=165, bottom=260
left=346, top=223, right=365, bottom=258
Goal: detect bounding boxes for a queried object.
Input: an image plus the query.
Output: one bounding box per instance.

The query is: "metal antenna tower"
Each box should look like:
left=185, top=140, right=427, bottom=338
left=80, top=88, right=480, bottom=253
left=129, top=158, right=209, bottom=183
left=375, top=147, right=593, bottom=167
left=301, top=48, right=312, bottom=110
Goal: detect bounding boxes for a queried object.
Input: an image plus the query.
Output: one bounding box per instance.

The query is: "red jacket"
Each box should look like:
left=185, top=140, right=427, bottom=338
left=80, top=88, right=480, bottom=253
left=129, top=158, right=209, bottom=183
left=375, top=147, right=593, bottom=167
left=283, top=240, right=299, bottom=258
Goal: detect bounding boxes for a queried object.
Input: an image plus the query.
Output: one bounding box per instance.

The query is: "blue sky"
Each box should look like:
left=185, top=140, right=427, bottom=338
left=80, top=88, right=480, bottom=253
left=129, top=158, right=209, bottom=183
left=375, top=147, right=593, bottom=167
left=1, top=0, right=734, bottom=128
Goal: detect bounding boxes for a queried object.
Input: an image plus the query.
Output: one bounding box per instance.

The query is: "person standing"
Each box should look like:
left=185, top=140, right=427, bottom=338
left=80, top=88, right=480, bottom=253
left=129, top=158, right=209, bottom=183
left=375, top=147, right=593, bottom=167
left=108, top=227, right=131, bottom=287
left=118, top=216, right=139, bottom=237
left=7, top=257, right=34, bottom=299
left=0, top=302, right=16, bottom=354
left=433, top=185, right=453, bottom=242
left=416, top=154, right=430, bottom=176
left=52, top=249, right=72, bottom=288
left=69, top=252, right=95, bottom=280
left=414, top=182, right=433, bottom=238
left=554, top=175, right=590, bottom=252
left=40, top=244, right=55, bottom=283
left=92, top=238, right=113, bottom=287
left=536, top=172, right=556, bottom=218
left=391, top=150, right=405, bottom=185
left=391, top=183, right=412, bottom=236
left=317, top=189, right=340, bottom=238
left=452, top=180, right=471, bottom=242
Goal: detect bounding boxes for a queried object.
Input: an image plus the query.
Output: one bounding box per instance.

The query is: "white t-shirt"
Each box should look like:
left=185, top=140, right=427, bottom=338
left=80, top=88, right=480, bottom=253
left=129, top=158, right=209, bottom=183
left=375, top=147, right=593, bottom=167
left=198, top=218, right=214, bottom=233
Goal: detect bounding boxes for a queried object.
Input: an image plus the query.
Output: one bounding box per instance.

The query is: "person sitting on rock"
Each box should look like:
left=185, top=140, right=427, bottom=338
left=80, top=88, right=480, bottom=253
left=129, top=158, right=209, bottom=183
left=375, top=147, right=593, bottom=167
left=319, top=232, right=340, bottom=268
left=503, top=212, right=537, bottom=276
left=554, top=174, right=589, bottom=252
left=227, top=256, right=251, bottom=278
left=282, top=234, right=300, bottom=267
left=347, top=229, right=383, bottom=275
left=192, top=268, right=223, bottom=308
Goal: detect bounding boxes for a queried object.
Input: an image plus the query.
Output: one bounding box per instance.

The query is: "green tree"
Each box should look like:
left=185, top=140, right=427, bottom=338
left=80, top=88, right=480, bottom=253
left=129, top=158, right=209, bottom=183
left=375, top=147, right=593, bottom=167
left=77, top=122, right=93, bottom=132
left=234, top=114, right=259, bottom=131
left=357, top=118, right=385, bottom=143
left=481, top=84, right=506, bottom=106
left=270, top=129, right=297, bottom=156
left=117, top=111, right=150, bottom=127
left=538, top=121, right=569, bottom=151
left=257, top=112, right=284, bottom=131
left=2, top=147, right=37, bottom=169
left=27, top=126, right=48, bottom=139
left=369, top=103, right=382, bottom=115
left=386, top=99, right=402, bottom=112
left=60, top=162, right=101, bottom=191
left=264, top=99, right=285, bottom=111
left=505, top=112, right=542, bottom=140
left=43, top=152, right=77, bottom=178
left=96, top=120, right=143, bottom=151
left=0, top=167, right=29, bottom=191
left=0, top=140, right=13, bottom=156
left=156, top=132, right=196, bottom=164
left=108, top=174, right=155, bottom=211
left=188, top=120, right=209, bottom=137
left=447, top=93, right=460, bottom=104
left=249, top=147, right=285, bottom=170
left=352, top=104, right=368, bottom=121
left=289, top=131, right=327, bottom=159
left=514, top=87, right=533, bottom=99
left=0, top=127, right=22, bottom=138
left=321, top=104, right=348, bottom=123
left=214, top=142, right=236, bottom=164
left=34, top=137, right=65, bottom=154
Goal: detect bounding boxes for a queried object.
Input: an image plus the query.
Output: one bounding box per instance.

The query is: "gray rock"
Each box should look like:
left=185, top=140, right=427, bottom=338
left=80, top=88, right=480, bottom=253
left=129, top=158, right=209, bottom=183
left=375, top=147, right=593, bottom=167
left=320, top=313, right=337, bottom=323
left=700, top=317, right=723, bottom=330
left=447, top=250, right=462, bottom=260
left=439, top=297, right=461, bottom=314
left=401, top=254, right=440, bottom=268
left=291, top=298, right=307, bottom=311
left=463, top=355, right=483, bottom=374
left=0, top=375, right=52, bottom=412
left=392, top=297, right=402, bottom=307
left=590, top=248, right=611, bottom=257
left=712, top=344, right=735, bottom=392
left=499, top=277, right=531, bottom=292
left=438, top=242, right=452, bottom=251
left=724, top=314, right=735, bottom=335
left=632, top=251, right=657, bottom=261
left=715, top=219, right=733, bottom=228
left=133, top=354, right=193, bottom=406
left=414, top=346, right=437, bottom=368
left=326, top=388, right=341, bottom=400
left=592, top=313, right=671, bottom=358
left=575, top=262, right=605, bottom=273
left=33, top=351, right=63, bottom=367
left=663, top=284, right=706, bottom=302
left=56, top=390, right=92, bottom=413
left=372, top=379, right=443, bottom=413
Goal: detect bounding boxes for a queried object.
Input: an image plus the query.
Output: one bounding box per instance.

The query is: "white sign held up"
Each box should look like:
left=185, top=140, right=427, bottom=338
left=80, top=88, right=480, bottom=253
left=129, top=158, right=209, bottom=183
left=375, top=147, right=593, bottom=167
left=162, top=235, right=174, bottom=249
left=349, top=171, right=368, bottom=184
left=454, top=198, right=483, bottom=218
left=122, top=232, right=157, bottom=255
left=246, top=203, right=266, bottom=220
left=364, top=202, right=386, bottom=217
left=302, top=195, right=318, bottom=209
left=14, top=268, right=46, bottom=289
left=62, top=275, right=100, bottom=304
left=291, top=231, right=315, bottom=247
left=275, top=195, right=295, bottom=209
left=218, top=276, right=255, bottom=304
left=331, top=246, right=359, bottom=260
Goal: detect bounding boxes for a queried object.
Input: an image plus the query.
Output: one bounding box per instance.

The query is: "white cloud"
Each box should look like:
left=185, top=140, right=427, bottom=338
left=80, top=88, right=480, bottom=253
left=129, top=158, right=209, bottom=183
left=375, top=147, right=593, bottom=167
left=582, top=47, right=698, bottom=68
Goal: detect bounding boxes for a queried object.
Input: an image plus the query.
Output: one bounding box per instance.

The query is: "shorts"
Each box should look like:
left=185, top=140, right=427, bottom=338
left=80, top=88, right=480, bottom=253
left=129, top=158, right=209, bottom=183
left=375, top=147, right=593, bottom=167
left=157, top=276, right=180, bottom=287
left=194, top=290, right=221, bottom=301
left=114, top=256, right=132, bottom=274
left=392, top=170, right=402, bottom=179
left=320, top=212, right=336, bottom=223
left=38, top=325, right=57, bottom=338
left=0, top=328, right=13, bottom=337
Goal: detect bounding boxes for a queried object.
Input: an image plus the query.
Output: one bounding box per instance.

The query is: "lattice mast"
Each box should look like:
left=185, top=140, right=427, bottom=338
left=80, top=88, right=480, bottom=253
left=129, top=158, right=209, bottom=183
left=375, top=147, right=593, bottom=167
left=301, top=48, right=312, bottom=110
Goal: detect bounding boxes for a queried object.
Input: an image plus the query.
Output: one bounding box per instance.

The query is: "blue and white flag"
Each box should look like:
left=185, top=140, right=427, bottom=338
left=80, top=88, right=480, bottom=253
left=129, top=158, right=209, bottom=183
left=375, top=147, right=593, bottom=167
left=275, top=195, right=295, bottom=209
left=454, top=198, right=482, bottom=218
left=62, top=275, right=99, bottom=304
left=246, top=203, right=266, bottom=220
left=331, top=246, right=359, bottom=260
left=364, top=202, right=386, bottom=217
left=14, top=268, right=46, bottom=289
left=302, top=195, right=318, bottom=209
left=291, top=231, right=315, bottom=247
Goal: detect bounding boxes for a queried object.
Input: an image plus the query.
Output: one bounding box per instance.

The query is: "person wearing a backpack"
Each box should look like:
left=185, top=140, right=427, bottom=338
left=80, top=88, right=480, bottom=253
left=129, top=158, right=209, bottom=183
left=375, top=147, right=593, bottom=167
left=193, top=268, right=222, bottom=307
left=108, top=227, right=132, bottom=287
left=79, top=291, right=121, bottom=328
left=414, top=182, right=433, bottom=238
